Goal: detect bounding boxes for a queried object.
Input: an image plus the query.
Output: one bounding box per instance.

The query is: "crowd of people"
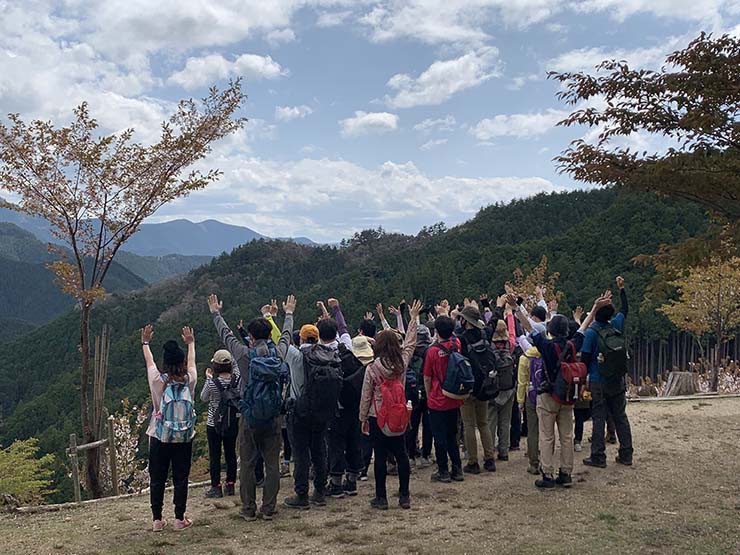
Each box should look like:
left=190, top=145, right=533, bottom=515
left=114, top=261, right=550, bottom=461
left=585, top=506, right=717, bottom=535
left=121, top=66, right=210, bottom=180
left=141, top=277, right=634, bottom=531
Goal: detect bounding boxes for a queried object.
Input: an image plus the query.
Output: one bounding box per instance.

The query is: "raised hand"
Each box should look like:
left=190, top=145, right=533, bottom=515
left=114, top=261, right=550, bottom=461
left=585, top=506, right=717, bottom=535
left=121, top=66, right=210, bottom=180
left=388, top=305, right=398, bottom=315
left=260, top=304, right=272, bottom=316
left=364, top=311, right=375, bottom=321
left=616, top=275, right=625, bottom=289
left=207, top=294, right=222, bottom=314
left=435, top=304, right=449, bottom=317
left=270, top=299, right=279, bottom=317
left=376, top=303, right=385, bottom=319
left=409, top=299, right=423, bottom=319
left=237, top=319, right=244, bottom=331
left=548, top=299, right=559, bottom=313
left=469, top=299, right=479, bottom=309
left=450, top=304, right=461, bottom=319
left=181, top=326, right=195, bottom=344
left=573, top=306, right=584, bottom=324
left=535, top=285, right=544, bottom=300
left=283, top=295, right=297, bottom=314
left=206, top=367, right=213, bottom=379
left=496, top=295, right=506, bottom=308
left=504, top=283, right=515, bottom=296
left=463, top=297, right=471, bottom=307
left=141, top=324, right=154, bottom=344
left=317, top=301, right=329, bottom=319
left=327, top=298, right=339, bottom=309
left=505, top=293, right=518, bottom=307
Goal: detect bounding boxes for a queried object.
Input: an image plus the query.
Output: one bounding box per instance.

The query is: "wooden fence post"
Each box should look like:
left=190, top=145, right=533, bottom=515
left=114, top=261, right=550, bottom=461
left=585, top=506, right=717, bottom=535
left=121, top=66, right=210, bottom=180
left=107, top=415, right=119, bottom=496
left=69, top=433, right=81, bottom=503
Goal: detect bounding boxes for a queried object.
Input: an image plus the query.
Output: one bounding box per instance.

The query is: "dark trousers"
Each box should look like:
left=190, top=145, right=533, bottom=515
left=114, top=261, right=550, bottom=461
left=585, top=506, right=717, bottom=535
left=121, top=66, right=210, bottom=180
left=429, top=408, right=461, bottom=474
left=282, top=427, right=292, bottom=462
left=288, top=412, right=328, bottom=496
left=369, top=417, right=410, bottom=499
left=590, top=382, right=633, bottom=462
left=239, top=418, right=281, bottom=513
left=406, top=397, right=432, bottom=459
left=361, top=432, right=373, bottom=470
left=148, top=437, right=193, bottom=521
left=206, top=425, right=237, bottom=487
left=574, top=407, right=591, bottom=443
left=510, top=400, right=522, bottom=448
left=328, top=409, right=363, bottom=479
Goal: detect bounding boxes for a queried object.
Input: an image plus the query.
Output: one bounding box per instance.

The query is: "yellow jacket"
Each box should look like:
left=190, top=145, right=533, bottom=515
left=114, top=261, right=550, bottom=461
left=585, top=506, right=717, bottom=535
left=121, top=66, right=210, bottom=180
left=517, top=346, right=541, bottom=405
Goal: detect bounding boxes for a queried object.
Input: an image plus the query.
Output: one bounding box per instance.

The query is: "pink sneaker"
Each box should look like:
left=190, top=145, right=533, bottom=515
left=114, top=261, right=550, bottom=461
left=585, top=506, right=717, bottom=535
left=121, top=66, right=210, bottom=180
left=152, top=519, right=166, bottom=532
left=173, top=517, right=193, bottom=531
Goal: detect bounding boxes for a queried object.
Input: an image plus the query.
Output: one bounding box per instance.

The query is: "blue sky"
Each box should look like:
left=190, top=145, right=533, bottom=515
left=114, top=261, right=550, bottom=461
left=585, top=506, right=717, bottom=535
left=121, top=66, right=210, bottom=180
left=1, top=1, right=738, bottom=242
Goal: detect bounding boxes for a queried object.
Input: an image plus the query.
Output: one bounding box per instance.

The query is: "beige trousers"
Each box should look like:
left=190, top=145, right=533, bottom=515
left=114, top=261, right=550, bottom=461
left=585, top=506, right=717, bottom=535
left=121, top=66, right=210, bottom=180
left=460, top=397, right=495, bottom=463
left=536, top=393, right=574, bottom=476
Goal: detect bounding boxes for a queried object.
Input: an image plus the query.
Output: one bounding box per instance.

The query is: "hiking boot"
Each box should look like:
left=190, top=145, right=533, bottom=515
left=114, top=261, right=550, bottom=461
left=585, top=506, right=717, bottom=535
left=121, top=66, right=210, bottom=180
left=224, top=482, right=235, bottom=496
left=259, top=508, right=276, bottom=521
left=615, top=455, right=633, bottom=466
left=574, top=441, right=583, bottom=453
left=431, top=471, right=452, bottom=483
left=526, top=464, right=540, bottom=475
left=240, top=508, right=257, bottom=521
left=256, top=478, right=265, bottom=488
left=387, top=463, right=398, bottom=476
left=310, top=491, right=326, bottom=506
left=450, top=469, right=465, bottom=482
left=463, top=462, right=481, bottom=475
left=359, top=468, right=369, bottom=481
left=497, top=453, right=509, bottom=461
left=484, top=459, right=496, bottom=472
left=399, top=495, right=411, bottom=510
left=152, top=519, right=166, bottom=532
left=173, top=517, right=193, bottom=531
left=370, top=497, right=389, bottom=510
left=283, top=494, right=310, bottom=510
left=510, top=444, right=521, bottom=451
left=606, top=433, right=617, bottom=445
left=583, top=457, right=607, bottom=469
left=419, top=457, right=432, bottom=469
left=555, top=471, right=573, bottom=488
left=343, top=480, right=358, bottom=497
left=328, top=482, right=345, bottom=499
left=280, top=462, right=291, bottom=478
left=204, top=486, right=223, bottom=498
left=535, top=475, right=556, bottom=489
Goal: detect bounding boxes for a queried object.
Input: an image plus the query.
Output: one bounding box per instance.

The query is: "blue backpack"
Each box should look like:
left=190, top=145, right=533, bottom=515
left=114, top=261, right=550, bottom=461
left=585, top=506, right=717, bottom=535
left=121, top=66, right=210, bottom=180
left=437, top=342, right=474, bottom=400
left=240, top=342, right=287, bottom=429
left=155, top=377, right=196, bottom=443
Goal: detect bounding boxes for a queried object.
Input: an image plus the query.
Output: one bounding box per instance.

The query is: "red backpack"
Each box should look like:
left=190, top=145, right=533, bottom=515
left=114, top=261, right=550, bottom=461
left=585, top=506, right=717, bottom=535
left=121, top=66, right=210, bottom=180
left=551, top=341, right=588, bottom=405
left=370, top=363, right=410, bottom=437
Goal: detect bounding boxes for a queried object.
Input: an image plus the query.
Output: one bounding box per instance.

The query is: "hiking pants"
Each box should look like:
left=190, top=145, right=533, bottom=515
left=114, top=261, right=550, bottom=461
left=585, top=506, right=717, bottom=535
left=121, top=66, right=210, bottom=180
left=369, top=417, right=410, bottom=499
left=536, top=393, right=574, bottom=476
left=148, top=437, right=193, bottom=521
left=282, top=427, right=292, bottom=462
left=406, top=396, right=432, bottom=460
left=429, top=408, right=462, bottom=474
left=460, top=397, right=495, bottom=463
left=287, top=412, right=328, bottom=496
left=525, top=399, right=539, bottom=469
left=510, top=400, right=522, bottom=448
left=328, top=408, right=363, bottom=481
left=574, top=407, right=592, bottom=444
left=361, top=432, right=373, bottom=470
left=206, top=425, right=237, bottom=487
left=590, top=382, right=633, bottom=463
left=488, top=393, right=515, bottom=457
left=239, top=417, right=281, bottom=514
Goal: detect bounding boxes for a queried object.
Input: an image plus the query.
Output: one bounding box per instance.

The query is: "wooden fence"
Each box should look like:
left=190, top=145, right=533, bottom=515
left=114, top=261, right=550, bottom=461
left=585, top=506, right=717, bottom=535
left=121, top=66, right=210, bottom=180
left=66, top=415, right=119, bottom=503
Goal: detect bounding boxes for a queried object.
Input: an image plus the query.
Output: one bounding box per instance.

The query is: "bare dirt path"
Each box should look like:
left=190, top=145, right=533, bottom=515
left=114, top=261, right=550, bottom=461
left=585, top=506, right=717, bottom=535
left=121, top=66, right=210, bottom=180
left=2, top=397, right=739, bottom=555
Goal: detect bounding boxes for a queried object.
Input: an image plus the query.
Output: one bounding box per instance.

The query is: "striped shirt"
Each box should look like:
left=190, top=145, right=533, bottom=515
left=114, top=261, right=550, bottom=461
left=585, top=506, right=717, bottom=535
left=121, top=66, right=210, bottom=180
left=199, top=368, right=241, bottom=427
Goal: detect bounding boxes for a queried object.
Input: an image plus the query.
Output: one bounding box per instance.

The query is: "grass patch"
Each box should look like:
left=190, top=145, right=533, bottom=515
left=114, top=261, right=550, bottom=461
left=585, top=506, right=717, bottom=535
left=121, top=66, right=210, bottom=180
left=596, top=512, right=619, bottom=526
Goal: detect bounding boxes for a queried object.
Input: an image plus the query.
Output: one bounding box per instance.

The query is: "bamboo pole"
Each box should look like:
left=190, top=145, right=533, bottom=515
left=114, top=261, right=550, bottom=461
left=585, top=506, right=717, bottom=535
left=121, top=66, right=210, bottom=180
left=69, top=434, right=81, bottom=504
left=107, top=415, right=119, bottom=496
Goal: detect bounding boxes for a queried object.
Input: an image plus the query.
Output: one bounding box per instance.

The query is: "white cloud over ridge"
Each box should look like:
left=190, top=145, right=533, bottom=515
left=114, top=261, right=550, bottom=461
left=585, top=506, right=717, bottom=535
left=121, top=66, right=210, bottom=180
left=385, top=47, right=501, bottom=109
left=339, top=111, right=399, bottom=137
left=168, top=53, right=287, bottom=89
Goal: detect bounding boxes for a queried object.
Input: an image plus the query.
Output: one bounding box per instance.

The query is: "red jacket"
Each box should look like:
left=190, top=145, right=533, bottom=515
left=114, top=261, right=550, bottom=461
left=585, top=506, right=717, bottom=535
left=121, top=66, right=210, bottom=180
left=423, top=337, right=465, bottom=412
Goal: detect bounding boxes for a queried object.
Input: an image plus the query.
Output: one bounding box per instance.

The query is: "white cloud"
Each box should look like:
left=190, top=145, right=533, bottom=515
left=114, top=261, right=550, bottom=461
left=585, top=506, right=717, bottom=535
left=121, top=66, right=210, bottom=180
left=168, top=53, right=287, bottom=89
left=385, top=47, right=501, bottom=109
left=339, top=111, right=399, bottom=137
left=266, top=28, right=296, bottom=46
left=470, top=109, right=568, bottom=140
left=413, top=115, right=457, bottom=133
left=574, top=0, right=733, bottom=24
left=508, top=73, right=539, bottom=90
left=420, top=138, right=448, bottom=150
left=275, top=104, right=314, bottom=121
left=316, top=10, right=354, bottom=27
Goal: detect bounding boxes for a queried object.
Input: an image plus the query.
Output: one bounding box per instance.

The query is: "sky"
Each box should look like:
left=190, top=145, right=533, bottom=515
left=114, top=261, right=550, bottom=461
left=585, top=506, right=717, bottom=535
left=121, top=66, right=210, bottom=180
left=1, top=1, right=739, bottom=243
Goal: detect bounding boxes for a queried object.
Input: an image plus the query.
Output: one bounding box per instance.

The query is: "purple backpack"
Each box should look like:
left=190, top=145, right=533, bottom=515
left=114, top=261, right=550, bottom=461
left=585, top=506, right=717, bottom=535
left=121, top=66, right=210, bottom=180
left=527, top=355, right=547, bottom=406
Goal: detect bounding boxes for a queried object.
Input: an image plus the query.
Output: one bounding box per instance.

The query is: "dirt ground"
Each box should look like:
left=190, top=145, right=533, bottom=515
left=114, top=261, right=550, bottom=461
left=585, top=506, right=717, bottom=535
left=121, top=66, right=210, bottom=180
left=2, top=397, right=739, bottom=555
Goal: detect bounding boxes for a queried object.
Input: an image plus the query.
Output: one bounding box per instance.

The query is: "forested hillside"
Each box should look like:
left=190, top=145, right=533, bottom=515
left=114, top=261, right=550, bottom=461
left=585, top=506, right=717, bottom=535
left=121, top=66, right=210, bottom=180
left=0, top=188, right=709, bottom=501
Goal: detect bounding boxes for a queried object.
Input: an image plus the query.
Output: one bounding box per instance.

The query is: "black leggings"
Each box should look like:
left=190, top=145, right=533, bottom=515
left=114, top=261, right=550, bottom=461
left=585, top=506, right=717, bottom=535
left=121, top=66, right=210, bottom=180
left=369, top=417, right=410, bottom=499
left=282, top=426, right=292, bottom=461
left=149, top=437, right=193, bottom=521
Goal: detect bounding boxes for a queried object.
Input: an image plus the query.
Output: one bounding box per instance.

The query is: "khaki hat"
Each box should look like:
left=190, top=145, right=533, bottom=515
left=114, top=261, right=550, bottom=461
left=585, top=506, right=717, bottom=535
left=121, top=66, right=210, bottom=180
left=460, top=306, right=485, bottom=329
left=491, top=320, right=509, bottom=342
left=299, top=324, right=320, bottom=342
left=352, top=335, right=375, bottom=365
left=211, top=349, right=232, bottom=365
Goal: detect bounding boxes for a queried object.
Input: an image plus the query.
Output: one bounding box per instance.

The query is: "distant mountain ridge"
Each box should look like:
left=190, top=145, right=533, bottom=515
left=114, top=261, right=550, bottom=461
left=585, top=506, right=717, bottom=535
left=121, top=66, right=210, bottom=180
left=0, top=202, right=317, bottom=256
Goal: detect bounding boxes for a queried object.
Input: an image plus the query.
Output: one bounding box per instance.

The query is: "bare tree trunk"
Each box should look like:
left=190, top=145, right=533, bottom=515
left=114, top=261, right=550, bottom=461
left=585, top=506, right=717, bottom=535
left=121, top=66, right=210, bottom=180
left=710, top=325, right=722, bottom=392
left=79, top=303, right=103, bottom=498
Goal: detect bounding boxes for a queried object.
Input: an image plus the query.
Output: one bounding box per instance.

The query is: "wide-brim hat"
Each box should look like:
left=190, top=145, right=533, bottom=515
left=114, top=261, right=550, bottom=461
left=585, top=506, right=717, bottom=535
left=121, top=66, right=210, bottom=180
left=460, top=306, right=485, bottom=329
left=351, top=335, right=375, bottom=365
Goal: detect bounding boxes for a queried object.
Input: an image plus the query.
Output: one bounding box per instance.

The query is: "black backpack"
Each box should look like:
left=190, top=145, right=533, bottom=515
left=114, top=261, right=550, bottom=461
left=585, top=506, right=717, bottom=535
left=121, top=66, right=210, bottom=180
left=213, top=374, right=241, bottom=437
left=467, top=339, right=499, bottom=401
left=337, top=343, right=366, bottom=411
left=408, top=347, right=427, bottom=401
left=596, top=325, right=629, bottom=380
left=491, top=347, right=516, bottom=393
left=297, top=345, right=343, bottom=422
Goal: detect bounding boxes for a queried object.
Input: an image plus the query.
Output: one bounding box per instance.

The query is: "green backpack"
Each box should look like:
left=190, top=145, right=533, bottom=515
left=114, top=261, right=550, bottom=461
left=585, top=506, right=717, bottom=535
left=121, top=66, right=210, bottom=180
left=596, top=326, right=629, bottom=379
